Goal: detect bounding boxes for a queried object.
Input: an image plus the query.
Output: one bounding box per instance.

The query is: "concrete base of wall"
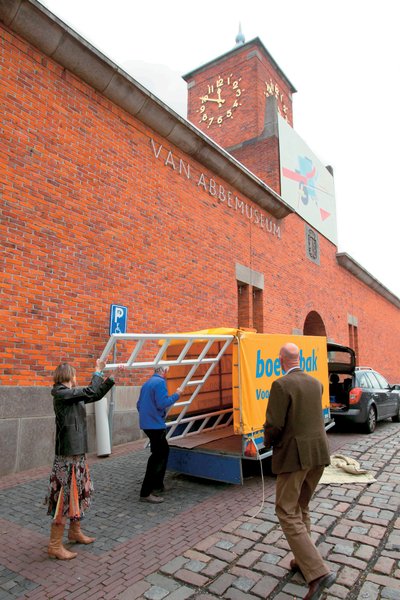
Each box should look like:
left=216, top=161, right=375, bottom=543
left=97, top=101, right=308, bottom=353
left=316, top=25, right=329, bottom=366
left=0, top=386, right=142, bottom=476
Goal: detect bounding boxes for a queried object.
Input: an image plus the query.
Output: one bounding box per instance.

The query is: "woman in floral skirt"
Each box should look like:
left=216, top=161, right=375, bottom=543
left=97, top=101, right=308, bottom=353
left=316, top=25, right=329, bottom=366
left=45, top=358, right=120, bottom=560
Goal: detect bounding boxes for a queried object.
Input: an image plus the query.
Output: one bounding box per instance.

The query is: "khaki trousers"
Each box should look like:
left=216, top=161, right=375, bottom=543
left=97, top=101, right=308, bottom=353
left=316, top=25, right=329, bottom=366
left=275, top=466, right=329, bottom=583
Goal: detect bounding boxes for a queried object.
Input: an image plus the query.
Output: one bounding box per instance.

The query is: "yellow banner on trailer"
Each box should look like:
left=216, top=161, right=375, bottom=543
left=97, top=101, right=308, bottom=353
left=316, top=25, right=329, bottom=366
left=233, top=332, right=330, bottom=435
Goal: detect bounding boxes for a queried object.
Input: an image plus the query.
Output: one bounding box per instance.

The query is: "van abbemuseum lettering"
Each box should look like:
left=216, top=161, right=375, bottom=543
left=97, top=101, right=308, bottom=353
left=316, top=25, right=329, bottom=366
left=150, top=138, right=281, bottom=239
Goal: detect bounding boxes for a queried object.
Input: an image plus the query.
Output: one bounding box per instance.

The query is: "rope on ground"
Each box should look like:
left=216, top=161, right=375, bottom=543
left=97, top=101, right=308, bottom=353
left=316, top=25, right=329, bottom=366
left=246, top=430, right=266, bottom=522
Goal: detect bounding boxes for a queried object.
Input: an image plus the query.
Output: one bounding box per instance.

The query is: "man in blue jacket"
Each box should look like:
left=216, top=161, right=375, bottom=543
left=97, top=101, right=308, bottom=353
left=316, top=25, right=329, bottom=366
left=137, top=366, right=182, bottom=503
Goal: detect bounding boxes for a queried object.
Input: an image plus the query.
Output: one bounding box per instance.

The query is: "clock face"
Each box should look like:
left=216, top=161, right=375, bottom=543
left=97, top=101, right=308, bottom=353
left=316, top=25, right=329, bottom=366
left=264, top=78, right=289, bottom=121
left=197, top=74, right=244, bottom=128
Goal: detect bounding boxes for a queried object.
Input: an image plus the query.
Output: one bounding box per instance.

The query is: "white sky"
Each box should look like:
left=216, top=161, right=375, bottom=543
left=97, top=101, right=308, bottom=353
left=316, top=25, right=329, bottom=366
left=38, top=0, right=400, bottom=298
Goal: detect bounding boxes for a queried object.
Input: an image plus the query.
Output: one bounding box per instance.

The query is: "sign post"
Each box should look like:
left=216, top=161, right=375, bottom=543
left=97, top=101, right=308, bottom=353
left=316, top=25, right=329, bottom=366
left=108, top=305, right=128, bottom=448
left=95, top=305, right=128, bottom=457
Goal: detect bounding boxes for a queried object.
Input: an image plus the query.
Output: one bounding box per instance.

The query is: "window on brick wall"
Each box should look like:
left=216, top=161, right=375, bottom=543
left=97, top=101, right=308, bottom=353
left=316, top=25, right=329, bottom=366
left=237, top=283, right=264, bottom=332
left=238, top=283, right=250, bottom=329
left=348, top=324, right=359, bottom=365
left=253, top=288, right=264, bottom=333
left=303, top=311, right=326, bottom=336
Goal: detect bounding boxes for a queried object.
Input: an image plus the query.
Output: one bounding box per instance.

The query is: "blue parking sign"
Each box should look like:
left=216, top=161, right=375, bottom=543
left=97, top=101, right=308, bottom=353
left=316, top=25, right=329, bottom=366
left=110, top=304, right=128, bottom=335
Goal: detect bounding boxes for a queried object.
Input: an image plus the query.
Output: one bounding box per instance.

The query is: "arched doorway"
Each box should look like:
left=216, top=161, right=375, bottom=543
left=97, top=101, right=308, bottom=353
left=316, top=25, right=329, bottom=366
left=303, top=311, right=327, bottom=336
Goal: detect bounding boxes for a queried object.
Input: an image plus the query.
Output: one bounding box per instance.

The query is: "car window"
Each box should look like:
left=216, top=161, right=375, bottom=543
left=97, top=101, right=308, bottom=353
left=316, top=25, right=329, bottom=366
left=364, top=372, right=380, bottom=388
left=356, top=372, right=370, bottom=388
left=373, top=372, right=390, bottom=389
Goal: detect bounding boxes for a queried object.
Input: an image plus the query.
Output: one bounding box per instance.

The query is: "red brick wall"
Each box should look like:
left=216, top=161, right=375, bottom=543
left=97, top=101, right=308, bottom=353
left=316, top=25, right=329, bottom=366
left=1, top=25, right=400, bottom=387
left=230, top=136, right=281, bottom=194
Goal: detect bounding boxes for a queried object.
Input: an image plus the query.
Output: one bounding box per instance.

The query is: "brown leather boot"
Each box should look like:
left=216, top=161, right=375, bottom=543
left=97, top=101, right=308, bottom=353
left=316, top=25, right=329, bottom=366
left=68, top=520, right=96, bottom=544
left=48, top=523, right=78, bottom=560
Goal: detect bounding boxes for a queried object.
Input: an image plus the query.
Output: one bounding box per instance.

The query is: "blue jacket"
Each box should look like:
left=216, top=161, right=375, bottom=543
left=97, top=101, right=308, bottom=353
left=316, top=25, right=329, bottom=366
left=137, top=374, right=179, bottom=429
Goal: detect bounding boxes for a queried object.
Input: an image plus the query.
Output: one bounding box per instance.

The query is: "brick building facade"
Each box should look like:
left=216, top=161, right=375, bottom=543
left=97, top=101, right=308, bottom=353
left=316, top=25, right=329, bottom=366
left=1, top=0, right=399, bottom=475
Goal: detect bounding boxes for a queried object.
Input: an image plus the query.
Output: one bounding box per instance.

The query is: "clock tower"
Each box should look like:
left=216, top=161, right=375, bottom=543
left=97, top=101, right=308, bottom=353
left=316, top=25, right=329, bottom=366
left=184, top=34, right=296, bottom=193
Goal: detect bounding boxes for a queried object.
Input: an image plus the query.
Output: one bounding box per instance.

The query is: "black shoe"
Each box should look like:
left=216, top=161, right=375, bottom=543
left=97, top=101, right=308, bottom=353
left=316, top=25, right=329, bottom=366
left=153, top=483, right=173, bottom=494
left=290, top=559, right=300, bottom=573
left=304, top=572, right=336, bottom=600
left=139, top=494, right=164, bottom=504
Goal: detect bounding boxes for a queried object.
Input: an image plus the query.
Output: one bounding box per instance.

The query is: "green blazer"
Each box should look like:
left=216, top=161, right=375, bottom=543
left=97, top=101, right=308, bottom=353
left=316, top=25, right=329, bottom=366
left=263, top=368, right=330, bottom=474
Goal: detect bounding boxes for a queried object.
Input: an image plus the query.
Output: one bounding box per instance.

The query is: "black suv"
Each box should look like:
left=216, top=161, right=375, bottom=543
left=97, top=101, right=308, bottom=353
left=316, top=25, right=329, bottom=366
left=327, top=343, right=400, bottom=433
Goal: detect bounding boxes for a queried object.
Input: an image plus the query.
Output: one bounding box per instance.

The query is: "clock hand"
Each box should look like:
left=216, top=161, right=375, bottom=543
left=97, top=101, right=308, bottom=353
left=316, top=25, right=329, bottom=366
left=216, top=87, right=224, bottom=107
left=199, top=95, right=225, bottom=107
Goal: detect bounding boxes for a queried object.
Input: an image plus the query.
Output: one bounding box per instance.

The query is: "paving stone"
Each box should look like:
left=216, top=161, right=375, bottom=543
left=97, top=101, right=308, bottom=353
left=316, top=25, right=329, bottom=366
left=235, top=528, right=262, bottom=542
left=252, top=561, right=287, bottom=578
left=331, top=524, right=351, bottom=537
left=167, top=586, right=196, bottom=600
left=357, top=580, right=381, bottom=599
left=260, top=552, right=281, bottom=565
left=206, top=546, right=236, bottom=562
left=253, top=521, right=275, bottom=534
left=250, top=574, right=280, bottom=598
left=326, top=583, right=351, bottom=599
left=220, top=521, right=243, bottom=534
left=216, top=532, right=242, bottom=543
left=374, top=557, right=395, bottom=575
left=366, top=573, right=400, bottom=589
left=202, top=558, right=228, bottom=577
left=118, top=580, right=151, bottom=599
left=1, top=580, right=17, bottom=591
left=231, top=538, right=254, bottom=555
left=183, top=550, right=211, bottom=563
left=144, top=586, right=170, bottom=600
left=215, top=539, right=235, bottom=550
left=262, top=530, right=282, bottom=544
left=232, top=576, right=256, bottom=592
left=318, top=541, right=334, bottom=559
left=224, top=588, right=258, bottom=599
left=387, top=533, right=400, bottom=551
left=230, top=566, right=261, bottom=582
left=146, top=574, right=180, bottom=592
left=355, top=544, right=375, bottom=561
left=381, top=587, right=400, bottom=599
left=333, top=543, right=354, bottom=556
left=160, top=556, right=189, bottom=575
left=174, top=568, right=209, bottom=587
left=207, top=573, right=236, bottom=595
left=194, top=536, right=220, bottom=552
left=236, top=550, right=262, bottom=568
left=336, top=566, right=360, bottom=587
left=254, top=542, right=286, bottom=557
left=184, top=559, right=207, bottom=573
left=281, top=581, right=307, bottom=597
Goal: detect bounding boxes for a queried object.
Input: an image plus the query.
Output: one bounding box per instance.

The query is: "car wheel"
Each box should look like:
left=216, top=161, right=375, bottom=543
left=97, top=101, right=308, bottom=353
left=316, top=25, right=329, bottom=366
left=392, top=403, right=400, bottom=423
left=364, top=406, right=376, bottom=433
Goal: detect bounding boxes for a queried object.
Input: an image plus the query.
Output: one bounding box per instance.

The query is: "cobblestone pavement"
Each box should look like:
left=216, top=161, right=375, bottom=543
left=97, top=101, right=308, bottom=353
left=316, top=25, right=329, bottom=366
left=0, top=422, right=399, bottom=599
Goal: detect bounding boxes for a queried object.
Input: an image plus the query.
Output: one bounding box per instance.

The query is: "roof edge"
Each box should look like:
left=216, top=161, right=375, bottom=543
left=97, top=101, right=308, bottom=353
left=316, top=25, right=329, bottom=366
left=336, top=252, right=400, bottom=308
left=0, top=0, right=293, bottom=220
left=183, top=37, right=297, bottom=94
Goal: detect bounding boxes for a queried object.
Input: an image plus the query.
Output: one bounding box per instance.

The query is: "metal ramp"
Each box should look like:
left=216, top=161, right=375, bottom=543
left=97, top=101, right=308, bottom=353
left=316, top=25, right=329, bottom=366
left=100, top=332, right=235, bottom=442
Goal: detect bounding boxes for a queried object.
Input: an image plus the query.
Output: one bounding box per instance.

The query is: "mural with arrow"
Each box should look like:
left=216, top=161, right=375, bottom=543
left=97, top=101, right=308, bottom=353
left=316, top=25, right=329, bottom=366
left=278, top=116, right=337, bottom=245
